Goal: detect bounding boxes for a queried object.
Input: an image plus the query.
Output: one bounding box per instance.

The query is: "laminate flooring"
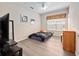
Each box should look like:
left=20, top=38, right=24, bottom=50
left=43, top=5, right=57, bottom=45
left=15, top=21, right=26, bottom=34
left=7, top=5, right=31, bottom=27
left=17, top=36, right=75, bottom=56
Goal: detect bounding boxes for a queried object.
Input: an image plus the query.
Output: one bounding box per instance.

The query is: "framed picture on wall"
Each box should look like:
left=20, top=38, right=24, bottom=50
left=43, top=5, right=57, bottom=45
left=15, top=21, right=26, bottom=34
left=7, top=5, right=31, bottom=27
left=20, top=14, right=28, bottom=22
left=30, top=19, right=35, bottom=24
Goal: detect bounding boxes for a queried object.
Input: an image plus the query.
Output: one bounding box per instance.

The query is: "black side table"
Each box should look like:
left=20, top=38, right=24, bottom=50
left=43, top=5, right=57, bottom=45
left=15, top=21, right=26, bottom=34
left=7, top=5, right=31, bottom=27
left=0, top=40, right=22, bottom=56
left=7, top=46, right=22, bottom=56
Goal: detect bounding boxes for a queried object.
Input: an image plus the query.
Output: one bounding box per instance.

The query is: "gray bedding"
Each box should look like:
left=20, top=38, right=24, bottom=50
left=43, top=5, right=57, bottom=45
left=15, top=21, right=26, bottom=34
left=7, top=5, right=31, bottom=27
left=29, top=32, right=53, bottom=42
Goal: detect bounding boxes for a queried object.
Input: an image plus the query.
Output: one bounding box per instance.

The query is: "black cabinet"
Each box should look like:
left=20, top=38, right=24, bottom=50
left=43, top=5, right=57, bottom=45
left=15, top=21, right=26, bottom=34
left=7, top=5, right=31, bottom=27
left=0, top=40, right=22, bottom=56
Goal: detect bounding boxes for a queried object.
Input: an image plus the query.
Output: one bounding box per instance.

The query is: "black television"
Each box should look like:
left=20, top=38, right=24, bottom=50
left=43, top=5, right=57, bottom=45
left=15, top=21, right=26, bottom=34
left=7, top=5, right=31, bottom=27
left=0, top=13, right=9, bottom=42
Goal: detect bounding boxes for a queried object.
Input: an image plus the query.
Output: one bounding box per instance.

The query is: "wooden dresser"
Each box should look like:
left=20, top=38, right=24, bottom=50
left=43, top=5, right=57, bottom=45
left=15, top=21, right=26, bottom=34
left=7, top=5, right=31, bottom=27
left=63, top=31, right=76, bottom=54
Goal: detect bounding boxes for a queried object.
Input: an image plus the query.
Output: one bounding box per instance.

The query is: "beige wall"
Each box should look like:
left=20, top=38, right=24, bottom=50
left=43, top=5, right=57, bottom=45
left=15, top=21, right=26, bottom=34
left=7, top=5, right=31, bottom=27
left=68, top=2, right=79, bottom=56
left=40, top=8, right=68, bottom=31
left=0, top=3, right=41, bottom=42
left=40, top=8, right=68, bottom=36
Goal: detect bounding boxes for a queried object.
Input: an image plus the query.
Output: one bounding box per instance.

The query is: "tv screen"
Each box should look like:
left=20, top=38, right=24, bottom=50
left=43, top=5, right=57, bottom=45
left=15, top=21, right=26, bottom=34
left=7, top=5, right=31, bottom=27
left=0, top=13, right=9, bottom=41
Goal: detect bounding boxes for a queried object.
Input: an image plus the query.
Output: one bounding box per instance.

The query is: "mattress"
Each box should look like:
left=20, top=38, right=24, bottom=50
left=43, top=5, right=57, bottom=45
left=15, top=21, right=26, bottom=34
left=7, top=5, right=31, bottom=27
left=28, top=32, right=53, bottom=42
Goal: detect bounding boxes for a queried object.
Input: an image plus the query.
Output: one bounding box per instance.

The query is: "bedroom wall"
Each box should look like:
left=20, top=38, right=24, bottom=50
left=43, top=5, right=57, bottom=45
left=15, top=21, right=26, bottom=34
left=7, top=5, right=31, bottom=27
left=40, top=8, right=68, bottom=36
left=40, top=8, right=68, bottom=31
left=0, top=2, right=41, bottom=42
left=68, top=2, right=79, bottom=56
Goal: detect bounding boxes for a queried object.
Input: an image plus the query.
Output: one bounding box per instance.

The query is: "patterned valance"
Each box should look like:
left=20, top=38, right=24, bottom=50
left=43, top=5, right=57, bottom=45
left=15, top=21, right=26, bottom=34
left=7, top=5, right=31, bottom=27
left=46, top=13, right=66, bottom=20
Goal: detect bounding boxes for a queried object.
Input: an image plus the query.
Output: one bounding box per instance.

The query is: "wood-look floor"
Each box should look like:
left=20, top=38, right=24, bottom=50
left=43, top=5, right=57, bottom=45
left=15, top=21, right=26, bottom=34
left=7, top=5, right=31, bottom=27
left=17, top=36, right=75, bottom=56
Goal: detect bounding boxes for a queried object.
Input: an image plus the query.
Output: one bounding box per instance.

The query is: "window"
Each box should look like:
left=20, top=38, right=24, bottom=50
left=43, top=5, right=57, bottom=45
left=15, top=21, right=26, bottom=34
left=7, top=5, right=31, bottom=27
left=47, top=18, right=66, bottom=32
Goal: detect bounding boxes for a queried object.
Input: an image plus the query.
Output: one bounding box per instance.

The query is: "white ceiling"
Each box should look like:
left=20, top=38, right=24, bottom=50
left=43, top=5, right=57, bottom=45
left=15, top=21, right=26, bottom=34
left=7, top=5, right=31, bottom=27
left=23, top=2, right=70, bottom=14
left=0, top=2, right=69, bottom=14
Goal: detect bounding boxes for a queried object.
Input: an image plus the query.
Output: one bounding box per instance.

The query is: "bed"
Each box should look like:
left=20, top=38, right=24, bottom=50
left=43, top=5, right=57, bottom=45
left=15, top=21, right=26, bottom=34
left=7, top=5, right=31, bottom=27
left=28, top=32, right=53, bottom=42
